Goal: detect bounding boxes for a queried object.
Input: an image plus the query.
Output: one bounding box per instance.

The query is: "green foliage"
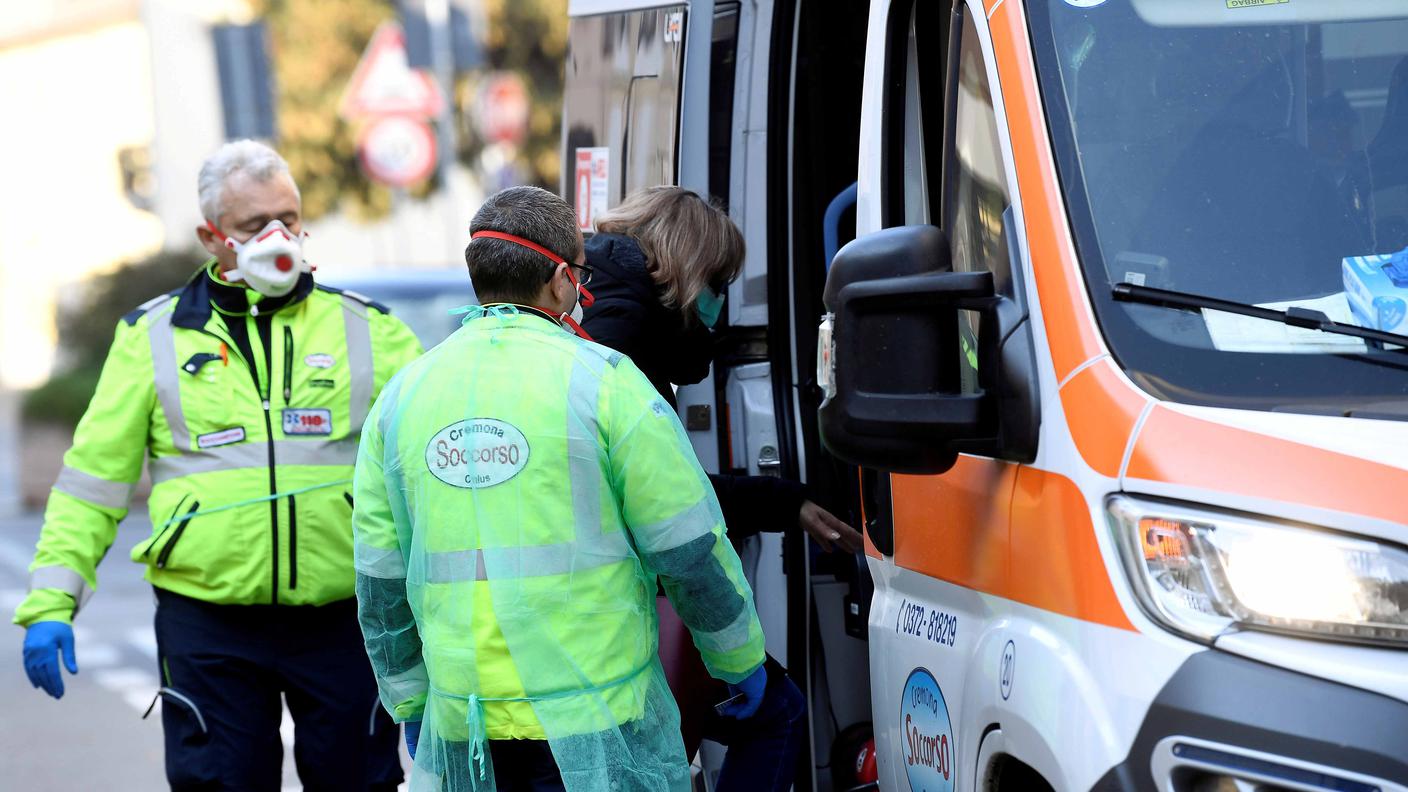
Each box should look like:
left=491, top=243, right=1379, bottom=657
left=56, top=250, right=204, bottom=371
left=22, top=369, right=102, bottom=428
left=469, top=0, right=569, bottom=187
left=22, top=250, right=206, bottom=427
left=253, top=0, right=568, bottom=219
left=254, top=0, right=395, bottom=221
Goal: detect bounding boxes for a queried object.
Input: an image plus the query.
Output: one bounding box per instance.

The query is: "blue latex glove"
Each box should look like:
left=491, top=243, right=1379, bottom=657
left=23, top=621, right=78, bottom=699
left=719, top=664, right=767, bottom=719
left=405, top=719, right=422, bottom=759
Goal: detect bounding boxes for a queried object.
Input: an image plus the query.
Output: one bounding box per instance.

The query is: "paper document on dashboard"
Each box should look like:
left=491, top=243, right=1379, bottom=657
left=1202, top=292, right=1367, bottom=353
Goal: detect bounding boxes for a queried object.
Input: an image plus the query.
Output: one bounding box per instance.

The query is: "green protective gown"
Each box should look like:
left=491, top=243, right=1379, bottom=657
left=353, top=305, right=766, bottom=791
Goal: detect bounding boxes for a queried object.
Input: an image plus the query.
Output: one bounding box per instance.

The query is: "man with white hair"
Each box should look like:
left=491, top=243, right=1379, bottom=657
left=15, top=139, right=423, bottom=790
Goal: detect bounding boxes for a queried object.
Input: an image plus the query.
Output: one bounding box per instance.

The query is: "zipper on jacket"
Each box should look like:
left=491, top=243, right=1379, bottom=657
left=287, top=493, right=297, bottom=589
left=245, top=312, right=281, bottom=606
left=156, top=501, right=201, bottom=569
left=283, top=326, right=293, bottom=406
left=141, top=495, right=191, bottom=559
left=194, top=315, right=280, bottom=604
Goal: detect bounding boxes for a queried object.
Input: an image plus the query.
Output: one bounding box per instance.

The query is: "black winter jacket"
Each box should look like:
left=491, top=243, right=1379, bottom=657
left=581, top=233, right=806, bottom=539
left=579, top=233, right=712, bottom=409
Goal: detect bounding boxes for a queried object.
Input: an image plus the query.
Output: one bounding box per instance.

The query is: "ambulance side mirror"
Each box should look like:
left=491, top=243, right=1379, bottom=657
left=818, top=225, right=999, bottom=474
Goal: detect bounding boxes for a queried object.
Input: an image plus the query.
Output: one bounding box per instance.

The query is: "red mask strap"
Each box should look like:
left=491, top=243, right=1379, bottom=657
left=471, top=230, right=592, bottom=305
left=529, top=305, right=596, bottom=341
left=473, top=231, right=593, bottom=328
left=559, top=313, right=596, bottom=341
left=470, top=230, right=565, bottom=265
left=562, top=264, right=596, bottom=309
left=204, top=222, right=237, bottom=281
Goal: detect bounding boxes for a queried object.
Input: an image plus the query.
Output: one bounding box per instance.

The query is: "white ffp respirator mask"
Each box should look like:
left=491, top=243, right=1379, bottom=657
left=209, top=220, right=310, bottom=297
left=568, top=283, right=586, bottom=325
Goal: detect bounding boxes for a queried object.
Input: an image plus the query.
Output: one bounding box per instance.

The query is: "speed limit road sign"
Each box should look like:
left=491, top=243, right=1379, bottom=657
left=357, top=115, right=438, bottom=187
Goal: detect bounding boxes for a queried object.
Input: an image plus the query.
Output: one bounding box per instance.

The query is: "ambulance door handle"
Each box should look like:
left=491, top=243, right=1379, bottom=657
left=757, top=445, right=781, bottom=476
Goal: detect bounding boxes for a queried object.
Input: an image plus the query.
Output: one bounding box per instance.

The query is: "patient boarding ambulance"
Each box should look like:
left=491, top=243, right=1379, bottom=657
left=563, top=0, right=1408, bottom=789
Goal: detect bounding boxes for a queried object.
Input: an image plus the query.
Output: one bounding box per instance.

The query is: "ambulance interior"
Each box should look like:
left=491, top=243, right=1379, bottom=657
left=562, top=1, right=879, bottom=788
left=759, top=2, right=879, bottom=788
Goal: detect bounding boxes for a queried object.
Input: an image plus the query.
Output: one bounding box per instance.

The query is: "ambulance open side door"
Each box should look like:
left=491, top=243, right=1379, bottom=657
left=820, top=0, right=1041, bottom=789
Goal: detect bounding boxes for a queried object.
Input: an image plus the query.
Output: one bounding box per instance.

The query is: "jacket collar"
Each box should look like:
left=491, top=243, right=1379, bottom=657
left=474, top=303, right=564, bottom=328
left=585, top=234, right=656, bottom=293
left=172, top=259, right=315, bottom=331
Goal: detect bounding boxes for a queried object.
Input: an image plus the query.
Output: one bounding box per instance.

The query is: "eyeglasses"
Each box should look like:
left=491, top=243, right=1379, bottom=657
left=542, top=262, right=593, bottom=286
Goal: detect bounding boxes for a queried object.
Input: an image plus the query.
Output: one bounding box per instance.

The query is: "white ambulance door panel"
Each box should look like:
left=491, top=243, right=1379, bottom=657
left=726, top=0, right=776, bottom=327
left=864, top=3, right=1027, bottom=791
left=723, top=362, right=790, bottom=663
left=674, top=2, right=744, bottom=474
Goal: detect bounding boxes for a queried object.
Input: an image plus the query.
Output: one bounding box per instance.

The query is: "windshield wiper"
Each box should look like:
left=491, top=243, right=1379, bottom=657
left=1111, top=282, right=1408, bottom=353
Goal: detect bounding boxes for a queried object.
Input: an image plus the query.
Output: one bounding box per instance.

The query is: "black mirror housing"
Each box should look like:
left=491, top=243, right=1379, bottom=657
left=819, top=226, right=1000, bottom=474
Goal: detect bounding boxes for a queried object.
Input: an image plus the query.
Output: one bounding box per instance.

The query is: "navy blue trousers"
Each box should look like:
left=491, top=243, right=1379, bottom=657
left=153, top=588, right=403, bottom=791
left=701, top=655, right=808, bottom=792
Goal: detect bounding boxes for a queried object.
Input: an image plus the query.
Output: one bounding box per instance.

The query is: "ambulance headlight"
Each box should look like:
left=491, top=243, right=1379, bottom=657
left=1108, top=496, right=1408, bottom=647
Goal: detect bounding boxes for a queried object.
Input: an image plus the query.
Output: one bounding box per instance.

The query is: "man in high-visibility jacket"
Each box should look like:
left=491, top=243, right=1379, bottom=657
left=353, top=185, right=768, bottom=791
left=15, top=140, right=424, bottom=791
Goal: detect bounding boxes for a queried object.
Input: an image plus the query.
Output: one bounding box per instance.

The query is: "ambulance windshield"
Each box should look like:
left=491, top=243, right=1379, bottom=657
left=1031, top=0, right=1408, bottom=417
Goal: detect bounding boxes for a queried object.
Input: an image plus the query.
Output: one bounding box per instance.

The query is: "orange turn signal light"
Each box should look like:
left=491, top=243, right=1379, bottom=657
left=1140, top=518, right=1190, bottom=561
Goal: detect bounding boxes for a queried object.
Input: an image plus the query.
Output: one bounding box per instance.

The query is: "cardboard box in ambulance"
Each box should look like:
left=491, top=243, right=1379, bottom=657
left=820, top=0, right=1408, bottom=790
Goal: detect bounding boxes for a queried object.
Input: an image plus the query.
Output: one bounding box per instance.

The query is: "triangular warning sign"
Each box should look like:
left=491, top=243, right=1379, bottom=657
left=339, top=23, right=446, bottom=119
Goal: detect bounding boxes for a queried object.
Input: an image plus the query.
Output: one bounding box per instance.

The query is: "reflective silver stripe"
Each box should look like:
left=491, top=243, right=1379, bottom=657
left=158, top=688, right=208, bottom=734
left=423, top=533, right=634, bottom=584
left=342, top=296, right=374, bottom=436
left=631, top=497, right=716, bottom=554
left=491, top=531, right=632, bottom=574
left=690, top=599, right=756, bottom=655
left=148, top=307, right=190, bottom=451
left=355, top=543, right=407, bottom=579
left=30, top=565, right=94, bottom=611
left=138, top=293, right=174, bottom=313
left=380, top=663, right=429, bottom=704
left=149, top=438, right=358, bottom=484
left=567, top=351, right=608, bottom=541
left=425, top=548, right=486, bottom=583
left=53, top=466, right=136, bottom=510
left=277, top=437, right=359, bottom=467
left=151, top=443, right=264, bottom=482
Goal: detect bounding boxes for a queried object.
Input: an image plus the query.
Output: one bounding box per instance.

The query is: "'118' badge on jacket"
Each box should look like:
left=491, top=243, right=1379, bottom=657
left=282, top=408, right=333, bottom=435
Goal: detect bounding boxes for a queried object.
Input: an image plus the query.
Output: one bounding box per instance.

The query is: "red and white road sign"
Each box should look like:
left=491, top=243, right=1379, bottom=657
left=358, top=116, right=437, bottom=187
left=475, top=72, right=530, bottom=145
left=574, top=147, right=610, bottom=231
left=340, top=23, right=445, bottom=119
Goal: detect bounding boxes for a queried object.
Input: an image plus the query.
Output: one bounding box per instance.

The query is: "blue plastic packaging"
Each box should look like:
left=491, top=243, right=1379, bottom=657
left=1342, top=248, right=1408, bottom=333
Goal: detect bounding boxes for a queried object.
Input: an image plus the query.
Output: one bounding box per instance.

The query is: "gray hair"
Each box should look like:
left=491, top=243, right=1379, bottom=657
left=466, top=186, right=582, bottom=304
left=197, top=139, right=296, bottom=222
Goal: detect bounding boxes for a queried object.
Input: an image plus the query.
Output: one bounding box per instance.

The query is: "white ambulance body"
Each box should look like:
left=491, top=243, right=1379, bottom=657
left=563, top=1, right=1408, bottom=789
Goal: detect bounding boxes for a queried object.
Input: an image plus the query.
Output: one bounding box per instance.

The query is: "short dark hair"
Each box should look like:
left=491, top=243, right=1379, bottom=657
left=466, top=186, right=581, bottom=303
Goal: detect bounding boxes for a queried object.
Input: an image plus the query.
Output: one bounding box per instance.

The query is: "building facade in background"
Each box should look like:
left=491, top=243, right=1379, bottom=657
left=0, top=0, right=477, bottom=392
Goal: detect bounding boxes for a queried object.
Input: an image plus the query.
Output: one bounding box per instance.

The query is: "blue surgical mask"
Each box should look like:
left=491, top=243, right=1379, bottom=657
left=694, top=287, right=724, bottom=328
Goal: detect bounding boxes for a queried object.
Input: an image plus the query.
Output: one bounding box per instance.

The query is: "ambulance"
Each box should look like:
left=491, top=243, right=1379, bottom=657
left=562, top=0, right=1408, bottom=789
